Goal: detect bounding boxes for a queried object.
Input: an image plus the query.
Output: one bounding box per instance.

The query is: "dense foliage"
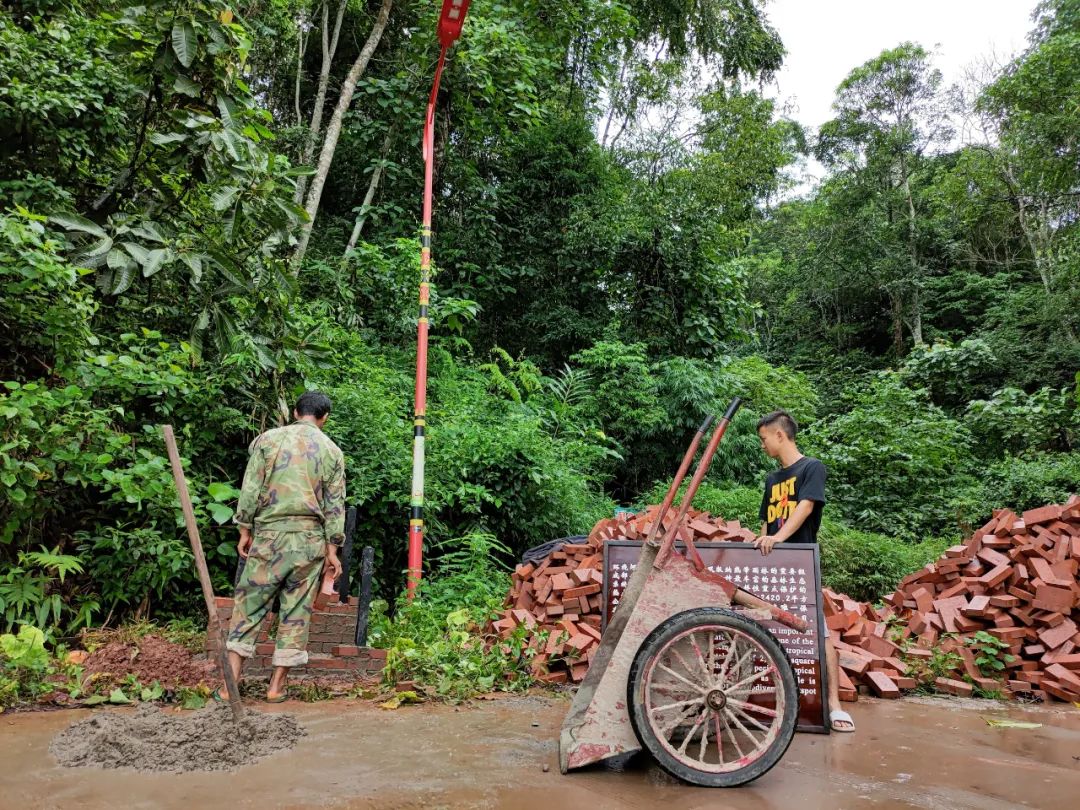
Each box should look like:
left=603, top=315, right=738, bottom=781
left=2, top=0, right=1078, bottom=643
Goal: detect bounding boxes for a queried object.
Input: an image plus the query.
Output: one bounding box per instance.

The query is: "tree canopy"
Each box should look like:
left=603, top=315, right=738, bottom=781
left=2, top=0, right=1078, bottom=632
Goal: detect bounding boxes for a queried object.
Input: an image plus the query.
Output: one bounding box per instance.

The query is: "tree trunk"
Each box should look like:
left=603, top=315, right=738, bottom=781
left=909, top=289, right=923, bottom=346
left=294, top=0, right=394, bottom=266
left=1002, top=161, right=1054, bottom=296
left=294, top=0, right=350, bottom=204
left=891, top=293, right=904, bottom=357
left=345, top=130, right=394, bottom=254
left=293, top=16, right=310, bottom=126
left=900, top=164, right=924, bottom=346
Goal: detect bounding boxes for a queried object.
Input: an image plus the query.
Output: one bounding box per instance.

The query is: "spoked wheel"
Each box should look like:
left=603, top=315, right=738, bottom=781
left=627, top=607, right=798, bottom=787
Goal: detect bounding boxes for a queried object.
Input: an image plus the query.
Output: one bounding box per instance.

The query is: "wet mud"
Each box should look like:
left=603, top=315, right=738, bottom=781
left=49, top=703, right=303, bottom=772
left=3, top=693, right=1078, bottom=809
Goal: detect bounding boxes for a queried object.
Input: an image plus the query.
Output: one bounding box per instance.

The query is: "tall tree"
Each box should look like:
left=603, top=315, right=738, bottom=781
left=294, top=0, right=393, bottom=265
left=816, top=43, right=951, bottom=351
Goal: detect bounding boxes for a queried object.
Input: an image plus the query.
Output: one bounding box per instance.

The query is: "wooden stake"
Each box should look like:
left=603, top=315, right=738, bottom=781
left=161, top=425, right=244, bottom=723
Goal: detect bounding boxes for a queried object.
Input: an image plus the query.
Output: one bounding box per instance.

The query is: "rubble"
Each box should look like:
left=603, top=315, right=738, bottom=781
left=824, top=495, right=1080, bottom=703
left=491, top=504, right=757, bottom=683
left=497, top=495, right=1080, bottom=702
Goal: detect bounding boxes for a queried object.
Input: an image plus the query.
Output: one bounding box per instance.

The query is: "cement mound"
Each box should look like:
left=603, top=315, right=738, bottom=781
left=50, top=703, right=305, bottom=772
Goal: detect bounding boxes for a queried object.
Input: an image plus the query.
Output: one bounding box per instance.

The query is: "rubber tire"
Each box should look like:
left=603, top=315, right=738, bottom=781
left=627, top=607, right=799, bottom=787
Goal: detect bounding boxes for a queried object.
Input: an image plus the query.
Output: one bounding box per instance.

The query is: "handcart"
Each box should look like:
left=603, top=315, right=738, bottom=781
left=559, top=398, right=807, bottom=787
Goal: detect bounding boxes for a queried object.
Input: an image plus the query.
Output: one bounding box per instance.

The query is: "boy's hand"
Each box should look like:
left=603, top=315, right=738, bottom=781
left=237, top=526, right=253, bottom=559
left=753, top=535, right=782, bottom=555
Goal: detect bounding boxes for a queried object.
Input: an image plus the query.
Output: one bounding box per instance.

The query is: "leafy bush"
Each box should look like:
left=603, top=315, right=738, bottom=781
left=369, top=532, right=534, bottom=700
left=817, top=517, right=950, bottom=602
left=966, top=387, right=1077, bottom=456
left=951, top=451, right=1080, bottom=528
left=0, top=625, right=72, bottom=709
left=898, top=339, right=998, bottom=411
left=571, top=341, right=820, bottom=495
left=314, top=332, right=614, bottom=584
left=804, top=373, right=974, bottom=538
left=638, top=481, right=764, bottom=528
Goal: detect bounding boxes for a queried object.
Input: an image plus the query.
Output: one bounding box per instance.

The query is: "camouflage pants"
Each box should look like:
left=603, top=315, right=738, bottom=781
left=226, top=529, right=325, bottom=668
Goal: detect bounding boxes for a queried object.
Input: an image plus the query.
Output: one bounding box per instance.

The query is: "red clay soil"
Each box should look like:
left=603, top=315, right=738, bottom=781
left=82, top=635, right=216, bottom=688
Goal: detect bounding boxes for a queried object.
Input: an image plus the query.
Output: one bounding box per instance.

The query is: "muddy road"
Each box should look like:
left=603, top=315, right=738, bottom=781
left=1, top=693, right=1078, bottom=809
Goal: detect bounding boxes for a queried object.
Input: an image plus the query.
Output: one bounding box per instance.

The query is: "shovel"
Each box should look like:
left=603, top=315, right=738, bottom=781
left=162, top=425, right=244, bottom=723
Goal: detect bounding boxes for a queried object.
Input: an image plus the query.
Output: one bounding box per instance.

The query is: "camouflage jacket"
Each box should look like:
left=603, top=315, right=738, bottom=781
left=234, top=420, right=346, bottom=546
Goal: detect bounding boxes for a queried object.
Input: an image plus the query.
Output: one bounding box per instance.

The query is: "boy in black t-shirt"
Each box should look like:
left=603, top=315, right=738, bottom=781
left=754, top=410, right=854, bottom=732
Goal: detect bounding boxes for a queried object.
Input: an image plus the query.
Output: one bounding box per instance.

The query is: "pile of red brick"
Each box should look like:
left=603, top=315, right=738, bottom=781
left=826, top=496, right=1080, bottom=703
left=206, top=596, right=386, bottom=680
left=491, top=505, right=758, bottom=684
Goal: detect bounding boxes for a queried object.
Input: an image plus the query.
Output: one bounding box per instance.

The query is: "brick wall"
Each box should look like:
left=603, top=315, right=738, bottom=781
left=207, top=596, right=386, bottom=679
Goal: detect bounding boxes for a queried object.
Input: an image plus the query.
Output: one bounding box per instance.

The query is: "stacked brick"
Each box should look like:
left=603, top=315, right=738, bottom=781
left=826, top=496, right=1080, bottom=703
left=206, top=596, right=385, bottom=679
left=491, top=504, right=757, bottom=684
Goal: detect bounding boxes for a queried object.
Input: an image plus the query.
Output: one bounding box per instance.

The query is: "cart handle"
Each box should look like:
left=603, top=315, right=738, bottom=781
left=654, top=397, right=742, bottom=569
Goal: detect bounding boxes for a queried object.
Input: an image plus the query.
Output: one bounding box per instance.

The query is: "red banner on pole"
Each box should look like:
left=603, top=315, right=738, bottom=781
left=438, top=0, right=471, bottom=46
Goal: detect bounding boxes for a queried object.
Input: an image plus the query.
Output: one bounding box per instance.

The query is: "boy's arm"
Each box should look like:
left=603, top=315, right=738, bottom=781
left=754, top=500, right=815, bottom=554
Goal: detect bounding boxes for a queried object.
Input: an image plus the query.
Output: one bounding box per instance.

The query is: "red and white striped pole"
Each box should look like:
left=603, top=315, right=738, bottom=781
left=408, top=0, right=472, bottom=600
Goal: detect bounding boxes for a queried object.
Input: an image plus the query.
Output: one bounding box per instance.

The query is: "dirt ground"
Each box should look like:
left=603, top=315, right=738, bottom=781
left=1, top=693, right=1078, bottom=810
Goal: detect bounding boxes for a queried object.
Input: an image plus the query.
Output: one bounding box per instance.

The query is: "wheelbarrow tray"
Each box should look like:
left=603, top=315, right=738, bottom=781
left=560, top=539, right=776, bottom=771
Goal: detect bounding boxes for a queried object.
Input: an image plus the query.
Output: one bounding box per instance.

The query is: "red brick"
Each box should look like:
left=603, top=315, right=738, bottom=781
left=837, top=668, right=858, bottom=702
left=838, top=649, right=872, bottom=675
left=1042, top=680, right=1080, bottom=702
left=1045, top=664, right=1080, bottom=694
left=1033, top=584, right=1076, bottom=613
left=563, top=583, right=601, bottom=599
left=331, top=645, right=362, bottom=657
left=979, top=563, right=1012, bottom=588
left=550, top=573, right=574, bottom=592
left=567, top=634, right=593, bottom=652
left=935, top=677, right=973, bottom=697
left=972, top=676, right=1001, bottom=692
left=1022, top=504, right=1062, bottom=527
left=866, top=671, right=900, bottom=698
left=1039, top=619, right=1078, bottom=650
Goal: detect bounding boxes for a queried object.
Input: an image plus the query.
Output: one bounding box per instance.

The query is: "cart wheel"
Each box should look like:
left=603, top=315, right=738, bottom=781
left=627, top=607, right=798, bottom=787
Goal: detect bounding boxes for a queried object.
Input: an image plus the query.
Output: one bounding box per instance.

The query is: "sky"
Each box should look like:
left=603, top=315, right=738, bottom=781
left=761, top=0, right=1038, bottom=187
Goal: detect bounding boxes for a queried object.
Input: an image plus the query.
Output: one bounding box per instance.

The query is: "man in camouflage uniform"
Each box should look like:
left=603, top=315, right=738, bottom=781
left=221, top=391, right=346, bottom=702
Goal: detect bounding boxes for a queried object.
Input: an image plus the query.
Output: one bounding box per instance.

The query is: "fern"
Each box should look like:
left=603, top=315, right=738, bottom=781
left=20, top=548, right=84, bottom=584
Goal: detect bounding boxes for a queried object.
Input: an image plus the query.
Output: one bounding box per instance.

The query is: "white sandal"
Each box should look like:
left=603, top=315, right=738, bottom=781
left=830, top=709, right=856, bottom=732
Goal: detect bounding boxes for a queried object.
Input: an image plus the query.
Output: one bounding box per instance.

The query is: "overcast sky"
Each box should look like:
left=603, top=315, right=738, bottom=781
left=762, top=0, right=1038, bottom=188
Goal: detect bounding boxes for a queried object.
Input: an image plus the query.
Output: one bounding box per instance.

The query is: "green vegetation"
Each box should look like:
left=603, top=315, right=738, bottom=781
left=369, top=532, right=533, bottom=700
left=2, top=0, right=1078, bottom=656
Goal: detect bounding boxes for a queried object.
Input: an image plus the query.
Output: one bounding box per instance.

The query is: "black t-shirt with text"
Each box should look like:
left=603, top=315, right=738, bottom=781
left=759, top=456, right=827, bottom=544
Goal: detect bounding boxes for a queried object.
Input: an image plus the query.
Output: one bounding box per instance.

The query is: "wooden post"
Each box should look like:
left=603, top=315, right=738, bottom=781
left=161, top=425, right=244, bottom=723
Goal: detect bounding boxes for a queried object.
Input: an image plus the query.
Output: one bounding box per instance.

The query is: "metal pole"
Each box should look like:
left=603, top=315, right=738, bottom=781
left=407, top=44, right=448, bottom=600
left=407, top=0, right=471, bottom=600
left=355, top=546, right=375, bottom=647
left=337, top=505, right=357, bottom=601
left=161, top=425, right=244, bottom=723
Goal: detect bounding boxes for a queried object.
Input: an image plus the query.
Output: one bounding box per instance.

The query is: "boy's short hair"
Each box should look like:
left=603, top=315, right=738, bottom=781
left=295, top=391, right=332, bottom=419
left=756, top=410, right=797, bottom=440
